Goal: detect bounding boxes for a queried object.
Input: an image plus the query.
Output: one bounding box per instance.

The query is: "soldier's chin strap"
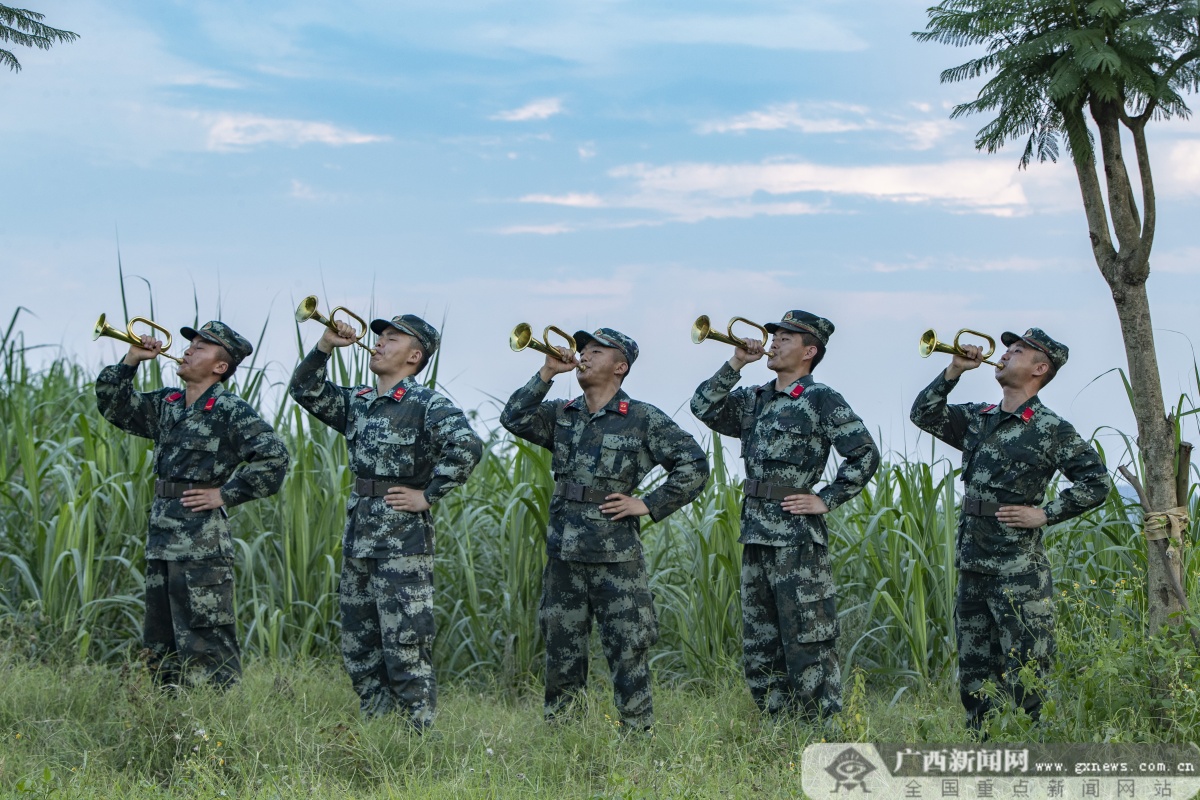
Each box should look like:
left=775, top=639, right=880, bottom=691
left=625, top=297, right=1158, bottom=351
left=1142, top=506, right=1189, bottom=543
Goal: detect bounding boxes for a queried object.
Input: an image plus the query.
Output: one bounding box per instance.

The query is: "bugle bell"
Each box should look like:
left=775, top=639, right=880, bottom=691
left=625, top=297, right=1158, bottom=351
left=296, top=295, right=375, bottom=355
left=691, top=315, right=769, bottom=349
left=919, top=328, right=1001, bottom=368
left=510, top=323, right=576, bottom=364
left=93, top=314, right=183, bottom=364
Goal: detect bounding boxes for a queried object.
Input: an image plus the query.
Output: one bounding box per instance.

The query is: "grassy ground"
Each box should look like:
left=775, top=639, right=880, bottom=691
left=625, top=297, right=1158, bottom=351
left=0, top=654, right=966, bottom=800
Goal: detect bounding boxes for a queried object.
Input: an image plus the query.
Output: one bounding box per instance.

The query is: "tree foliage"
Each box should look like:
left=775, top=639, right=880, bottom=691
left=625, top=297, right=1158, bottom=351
left=916, top=0, right=1200, bottom=168
left=0, top=4, right=78, bottom=73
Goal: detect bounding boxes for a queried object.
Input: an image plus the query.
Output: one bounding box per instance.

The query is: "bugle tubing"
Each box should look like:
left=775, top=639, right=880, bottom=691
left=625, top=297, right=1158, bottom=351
left=510, top=323, right=576, bottom=363
left=296, top=295, right=375, bottom=355
left=93, top=314, right=183, bottom=364
left=919, top=328, right=1001, bottom=368
left=691, top=315, right=769, bottom=349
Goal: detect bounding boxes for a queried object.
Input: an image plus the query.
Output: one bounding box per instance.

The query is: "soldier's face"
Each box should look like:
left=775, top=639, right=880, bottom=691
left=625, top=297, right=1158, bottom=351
left=996, top=342, right=1046, bottom=387
left=766, top=332, right=814, bottom=373
left=370, top=328, right=420, bottom=375
left=577, top=344, right=626, bottom=387
left=178, top=338, right=229, bottom=383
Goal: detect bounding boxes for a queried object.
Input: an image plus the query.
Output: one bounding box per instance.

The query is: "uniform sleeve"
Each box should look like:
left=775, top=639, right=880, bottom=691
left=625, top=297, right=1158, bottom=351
left=690, top=362, right=750, bottom=438
left=94, top=362, right=164, bottom=440
left=218, top=404, right=291, bottom=509
left=423, top=396, right=484, bottom=505
left=641, top=409, right=710, bottom=522
left=499, top=372, right=560, bottom=450
left=288, top=346, right=351, bottom=433
left=816, top=390, right=880, bottom=512
left=1042, top=422, right=1111, bottom=525
left=910, top=370, right=971, bottom=451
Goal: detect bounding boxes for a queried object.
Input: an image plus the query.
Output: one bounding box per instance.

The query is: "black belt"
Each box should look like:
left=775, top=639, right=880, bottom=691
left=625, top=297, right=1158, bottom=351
left=963, top=497, right=1004, bottom=517
left=355, top=478, right=421, bottom=497
left=155, top=480, right=217, bottom=498
left=553, top=482, right=611, bottom=504
left=743, top=480, right=811, bottom=501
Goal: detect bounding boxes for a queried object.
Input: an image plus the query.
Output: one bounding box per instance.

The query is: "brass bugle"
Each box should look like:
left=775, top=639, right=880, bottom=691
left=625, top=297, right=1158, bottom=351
left=510, top=323, right=576, bottom=364
left=919, top=328, right=1001, bottom=368
left=296, top=295, right=375, bottom=355
left=691, top=315, right=769, bottom=349
left=93, top=314, right=183, bottom=364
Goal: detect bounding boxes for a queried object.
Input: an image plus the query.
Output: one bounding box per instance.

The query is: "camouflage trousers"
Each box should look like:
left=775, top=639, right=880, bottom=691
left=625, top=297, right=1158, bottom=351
left=955, top=568, right=1055, bottom=730
left=539, top=556, right=658, bottom=730
left=741, top=542, right=841, bottom=720
left=143, top=558, right=240, bottom=688
left=340, top=554, right=436, bottom=729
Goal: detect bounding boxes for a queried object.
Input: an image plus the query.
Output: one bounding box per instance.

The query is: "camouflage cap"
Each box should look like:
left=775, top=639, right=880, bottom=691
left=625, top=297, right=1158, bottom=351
left=179, top=321, right=253, bottom=366
left=1001, top=327, right=1069, bottom=369
left=573, top=327, right=639, bottom=367
left=370, top=314, right=440, bottom=357
left=764, top=310, right=834, bottom=346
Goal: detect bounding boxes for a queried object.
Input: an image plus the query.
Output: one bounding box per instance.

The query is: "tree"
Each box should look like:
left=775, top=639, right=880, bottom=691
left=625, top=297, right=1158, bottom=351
left=916, top=0, right=1200, bottom=633
left=1, top=4, right=77, bottom=73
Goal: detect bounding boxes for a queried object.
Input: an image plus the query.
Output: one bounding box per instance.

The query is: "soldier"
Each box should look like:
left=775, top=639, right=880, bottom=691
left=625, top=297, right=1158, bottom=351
left=691, top=310, right=879, bottom=722
left=95, top=321, right=289, bottom=688
left=910, top=328, right=1110, bottom=731
left=289, top=313, right=481, bottom=730
left=501, top=328, right=708, bottom=731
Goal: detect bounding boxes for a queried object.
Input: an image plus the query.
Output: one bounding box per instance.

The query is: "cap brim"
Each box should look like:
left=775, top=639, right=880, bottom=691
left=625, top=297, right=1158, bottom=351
left=572, top=330, right=605, bottom=352
left=371, top=318, right=422, bottom=338
left=180, top=326, right=224, bottom=348
left=1000, top=331, right=1022, bottom=348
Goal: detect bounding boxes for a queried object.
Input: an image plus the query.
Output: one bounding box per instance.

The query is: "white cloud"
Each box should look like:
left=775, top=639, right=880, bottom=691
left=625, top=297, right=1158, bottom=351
left=1153, top=246, right=1200, bottom=274
left=491, top=98, right=564, bottom=122
left=519, top=193, right=606, bottom=208
left=204, top=113, right=388, bottom=151
left=1159, top=139, right=1200, bottom=196
left=698, top=102, right=958, bottom=151
left=578, top=142, right=597, bottom=160
left=864, top=256, right=1077, bottom=274
left=494, top=223, right=576, bottom=235
left=609, top=158, right=1030, bottom=216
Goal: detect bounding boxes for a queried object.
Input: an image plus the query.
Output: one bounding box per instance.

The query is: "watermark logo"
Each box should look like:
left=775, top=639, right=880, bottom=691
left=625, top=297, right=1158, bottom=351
left=825, top=747, right=878, bottom=792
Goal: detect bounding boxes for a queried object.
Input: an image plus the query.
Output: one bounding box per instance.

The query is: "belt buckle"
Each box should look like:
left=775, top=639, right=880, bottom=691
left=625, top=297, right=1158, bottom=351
left=744, top=479, right=760, bottom=497
left=567, top=484, right=585, bottom=502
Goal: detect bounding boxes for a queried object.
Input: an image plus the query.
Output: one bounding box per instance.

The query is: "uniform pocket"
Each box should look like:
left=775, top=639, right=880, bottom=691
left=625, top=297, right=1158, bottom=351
left=185, top=564, right=235, bottom=628
left=595, top=433, right=640, bottom=479
left=376, top=428, right=419, bottom=477
left=377, top=558, right=435, bottom=646
left=763, top=414, right=817, bottom=467
left=794, top=595, right=838, bottom=644
left=178, top=437, right=220, bottom=453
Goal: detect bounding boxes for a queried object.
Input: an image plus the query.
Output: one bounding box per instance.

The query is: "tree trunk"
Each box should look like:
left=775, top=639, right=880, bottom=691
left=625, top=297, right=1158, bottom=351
left=1078, top=102, right=1184, bottom=633
left=1105, top=272, right=1185, bottom=632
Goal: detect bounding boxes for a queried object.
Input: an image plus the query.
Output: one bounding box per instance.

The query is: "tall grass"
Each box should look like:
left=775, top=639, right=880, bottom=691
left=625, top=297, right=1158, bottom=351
left=1, top=309, right=1197, bottom=700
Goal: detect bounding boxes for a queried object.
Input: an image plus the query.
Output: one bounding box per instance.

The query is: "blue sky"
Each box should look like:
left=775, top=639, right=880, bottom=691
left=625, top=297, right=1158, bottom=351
left=4, top=0, right=1199, bottom=461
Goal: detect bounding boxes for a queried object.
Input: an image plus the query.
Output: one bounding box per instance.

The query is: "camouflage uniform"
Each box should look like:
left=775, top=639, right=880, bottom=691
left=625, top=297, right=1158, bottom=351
left=691, top=310, right=879, bottom=720
left=910, top=328, right=1110, bottom=728
left=94, top=321, right=288, bottom=687
left=288, top=314, right=482, bottom=729
left=500, top=328, right=709, bottom=730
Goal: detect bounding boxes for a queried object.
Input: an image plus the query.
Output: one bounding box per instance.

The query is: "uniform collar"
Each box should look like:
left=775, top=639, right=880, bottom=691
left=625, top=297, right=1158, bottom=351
left=757, top=373, right=814, bottom=398
left=357, top=375, right=418, bottom=402
left=169, top=381, right=224, bottom=409
left=983, top=394, right=1042, bottom=423
left=565, top=388, right=632, bottom=416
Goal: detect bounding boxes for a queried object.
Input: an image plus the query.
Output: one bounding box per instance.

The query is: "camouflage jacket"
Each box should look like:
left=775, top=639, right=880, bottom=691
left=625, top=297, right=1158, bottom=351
left=500, top=373, right=709, bottom=563
left=910, top=370, right=1111, bottom=576
left=288, top=347, right=483, bottom=558
left=95, top=362, right=289, bottom=561
left=691, top=363, right=880, bottom=548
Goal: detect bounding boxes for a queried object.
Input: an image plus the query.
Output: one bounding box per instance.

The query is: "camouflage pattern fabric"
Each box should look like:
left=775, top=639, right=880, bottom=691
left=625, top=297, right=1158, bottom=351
left=540, top=556, right=657, bottom=729
left=95, top=361, right=288, bottom=688
left=500, top=371, right=707, bottom=729
left=910, top=369, right=1108, bottom=728
left=909, top=370, right=1110, bottom=576
left=691, top=363, right=878, bottom=720
left=341, top=554, right=437, bottom=728
left=288, top=347, right=483, bottom=558
left=741, top=543, right=840, bottom=718
left=95, top=362, right=290, bottom=561
left=956, top=568, right=1055, bottom=729
left=289, top=346, right=481, bottom=726
left=143, top=558, right=240, bottom=687
left=499, top=372, right=709, bottom=563
left=690, top=364, right=880, bottom=548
